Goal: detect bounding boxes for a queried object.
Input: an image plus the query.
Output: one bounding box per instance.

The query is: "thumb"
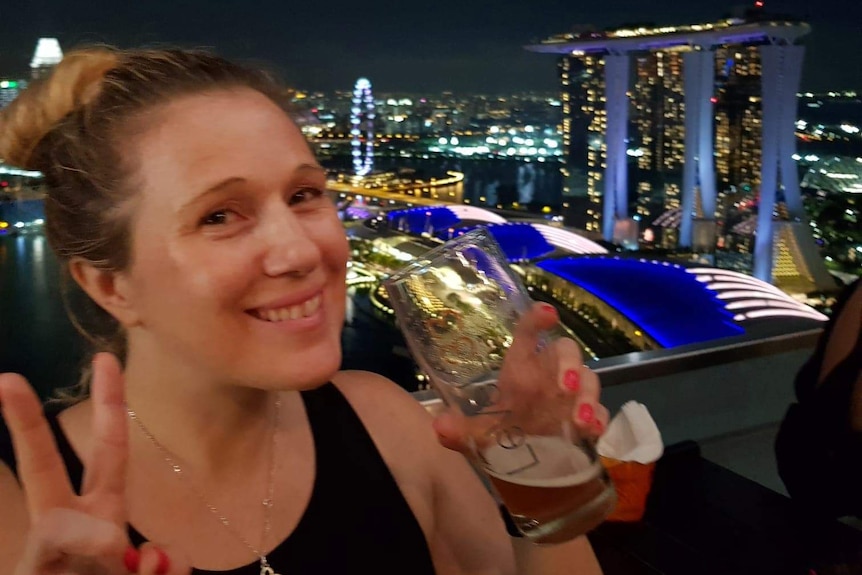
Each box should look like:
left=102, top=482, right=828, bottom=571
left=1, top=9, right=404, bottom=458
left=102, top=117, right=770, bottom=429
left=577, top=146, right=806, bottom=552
left=138, top=542, right=192, bottom=575
left=432, top=409, right=498, bottom=454
left=432, top=410, right=471, bottom=453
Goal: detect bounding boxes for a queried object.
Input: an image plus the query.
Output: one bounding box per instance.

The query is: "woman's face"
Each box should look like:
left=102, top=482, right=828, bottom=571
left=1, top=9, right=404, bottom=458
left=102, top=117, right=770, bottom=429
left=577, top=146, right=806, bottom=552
left=120, top=88, right=348, bottom=390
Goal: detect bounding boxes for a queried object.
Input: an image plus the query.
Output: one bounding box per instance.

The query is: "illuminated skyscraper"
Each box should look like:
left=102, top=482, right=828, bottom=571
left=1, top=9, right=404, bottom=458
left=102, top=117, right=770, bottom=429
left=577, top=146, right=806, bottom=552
left=714, top=45, right=763, bottom=193
left=527, top=15, right=816, bottom=284
left=30, top=38, right=63, bottom=80
left=557, top=54, right=605, bottom=232
left=633, top=49, right=687, bottom=226
left=632, top=44, right=763, bottom=246
left=583, top=55, right=607, bottom=235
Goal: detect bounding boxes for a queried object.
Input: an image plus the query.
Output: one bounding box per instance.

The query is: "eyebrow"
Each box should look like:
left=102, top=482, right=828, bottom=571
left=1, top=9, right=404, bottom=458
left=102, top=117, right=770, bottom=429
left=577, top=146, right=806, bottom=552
left=295, top=163, right=327, bottom=177
left=180, top=163, right=327, bottom=212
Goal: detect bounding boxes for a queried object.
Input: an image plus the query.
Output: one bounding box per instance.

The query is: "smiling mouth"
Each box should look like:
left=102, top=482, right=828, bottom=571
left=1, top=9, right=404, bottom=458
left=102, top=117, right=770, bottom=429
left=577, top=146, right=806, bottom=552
left=249, top=294, right=322, bottom=322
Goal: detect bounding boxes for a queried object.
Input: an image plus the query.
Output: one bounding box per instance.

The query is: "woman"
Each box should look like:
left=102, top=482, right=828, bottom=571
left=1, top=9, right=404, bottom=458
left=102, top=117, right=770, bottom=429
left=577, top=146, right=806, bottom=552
left=775, top=278, right=862, bottom=519
left=0, top=48, right=607, bottom=575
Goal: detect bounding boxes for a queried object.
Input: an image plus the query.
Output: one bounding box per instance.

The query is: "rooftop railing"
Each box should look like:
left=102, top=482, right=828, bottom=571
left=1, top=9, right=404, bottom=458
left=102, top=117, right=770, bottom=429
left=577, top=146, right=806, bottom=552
left=414, top=326, right=821, bottom=445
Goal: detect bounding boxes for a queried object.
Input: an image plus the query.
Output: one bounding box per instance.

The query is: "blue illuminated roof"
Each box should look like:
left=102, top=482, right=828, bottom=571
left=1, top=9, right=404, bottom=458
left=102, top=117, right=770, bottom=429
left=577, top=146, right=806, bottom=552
left=537, top=257, right=745, bottom=347
left=386, top=206, right=606, bottom=256
left=387, top=206, right=459, bottom=235
left=446, top=223, right=554, bottom=262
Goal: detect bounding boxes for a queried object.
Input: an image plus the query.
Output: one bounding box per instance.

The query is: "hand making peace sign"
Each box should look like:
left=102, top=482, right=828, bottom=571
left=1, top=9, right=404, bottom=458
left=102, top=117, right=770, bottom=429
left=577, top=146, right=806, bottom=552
left=0, top=353, right=189, bottom=575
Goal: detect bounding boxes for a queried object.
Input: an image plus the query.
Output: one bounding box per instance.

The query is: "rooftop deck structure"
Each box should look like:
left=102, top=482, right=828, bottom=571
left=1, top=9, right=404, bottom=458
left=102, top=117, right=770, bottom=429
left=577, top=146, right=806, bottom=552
left=525, top=20, right=809, bottom=56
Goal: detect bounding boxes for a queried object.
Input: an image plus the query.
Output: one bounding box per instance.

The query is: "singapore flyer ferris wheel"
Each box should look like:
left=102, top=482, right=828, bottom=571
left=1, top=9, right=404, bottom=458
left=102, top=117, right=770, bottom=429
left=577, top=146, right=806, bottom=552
left=350, top=77, right=375, bottom=177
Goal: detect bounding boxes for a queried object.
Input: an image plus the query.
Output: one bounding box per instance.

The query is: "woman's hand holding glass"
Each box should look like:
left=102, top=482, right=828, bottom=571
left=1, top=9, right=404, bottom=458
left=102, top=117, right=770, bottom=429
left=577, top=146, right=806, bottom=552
left=428, top=301, right=614, bottom=544
left=385, top=229, right=616, bottom=543
left=0, top=354, right=188, bottom=575
left=432, top=301, right=609, bottom=451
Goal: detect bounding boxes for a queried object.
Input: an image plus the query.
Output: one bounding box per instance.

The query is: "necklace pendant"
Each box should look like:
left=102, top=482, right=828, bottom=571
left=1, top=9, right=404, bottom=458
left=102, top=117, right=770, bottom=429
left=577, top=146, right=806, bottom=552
left=260, top=558, right=281, bottom=575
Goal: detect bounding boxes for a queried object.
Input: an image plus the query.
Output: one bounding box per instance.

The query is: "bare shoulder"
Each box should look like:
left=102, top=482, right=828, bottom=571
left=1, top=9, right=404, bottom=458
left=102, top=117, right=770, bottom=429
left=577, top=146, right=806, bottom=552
left=330, top=370, right=440, bottom=472
left=331, top=372, right=516, bottom=575
left=332, top=370, right=434, bottom=434
left=0, top=460, right=29, bottom=571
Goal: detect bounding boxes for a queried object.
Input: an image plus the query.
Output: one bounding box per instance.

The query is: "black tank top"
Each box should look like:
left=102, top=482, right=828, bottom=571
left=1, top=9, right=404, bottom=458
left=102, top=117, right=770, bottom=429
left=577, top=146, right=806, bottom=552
left=775, top=279, right=862, bottom=518
left=0, top=383, right=437, bottom=574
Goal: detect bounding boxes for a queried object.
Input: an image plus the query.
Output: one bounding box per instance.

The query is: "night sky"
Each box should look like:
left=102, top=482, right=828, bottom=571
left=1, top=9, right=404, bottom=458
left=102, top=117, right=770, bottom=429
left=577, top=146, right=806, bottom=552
left=1, top=0, right=860, bottom=94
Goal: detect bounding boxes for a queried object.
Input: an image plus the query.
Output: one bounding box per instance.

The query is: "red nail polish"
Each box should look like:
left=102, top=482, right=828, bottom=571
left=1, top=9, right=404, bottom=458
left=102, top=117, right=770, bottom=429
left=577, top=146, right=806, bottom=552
left=563, top=369, right=580, bottom=392
left=154, top=548, right=170, bottom=575
left=593, top=418, right=605, bottom=435
left=578, top=403, right=595, bottom=424
left=123, top=547, right=140, bottom=573
left=540, top=303, right=557, bottom=314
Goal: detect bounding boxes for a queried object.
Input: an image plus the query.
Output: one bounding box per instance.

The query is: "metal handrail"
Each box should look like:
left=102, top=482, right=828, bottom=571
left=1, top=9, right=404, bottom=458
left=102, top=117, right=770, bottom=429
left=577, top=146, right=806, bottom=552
left=591, top=327, right=821, bottom=386
left=412, top=327, right=822, bottom=407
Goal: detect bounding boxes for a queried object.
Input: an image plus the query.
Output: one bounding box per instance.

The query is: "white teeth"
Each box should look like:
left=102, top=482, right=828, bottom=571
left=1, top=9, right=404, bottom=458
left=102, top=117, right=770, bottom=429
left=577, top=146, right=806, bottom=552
left=304, top=296, right=319, bottom=316
left=254, top=295, right=321, bottom=323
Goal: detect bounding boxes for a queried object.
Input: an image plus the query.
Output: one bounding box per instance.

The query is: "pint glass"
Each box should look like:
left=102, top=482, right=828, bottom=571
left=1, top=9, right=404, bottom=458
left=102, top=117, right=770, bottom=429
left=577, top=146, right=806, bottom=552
left=384, top=228, right=615, bottom=543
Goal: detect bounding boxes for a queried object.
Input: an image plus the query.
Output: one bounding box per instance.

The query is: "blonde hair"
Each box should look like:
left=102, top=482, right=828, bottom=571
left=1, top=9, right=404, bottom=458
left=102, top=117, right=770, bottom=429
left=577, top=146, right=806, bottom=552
left=0, top=49, right=119, bottom=169
left=0, top=46, right=288, bottom=400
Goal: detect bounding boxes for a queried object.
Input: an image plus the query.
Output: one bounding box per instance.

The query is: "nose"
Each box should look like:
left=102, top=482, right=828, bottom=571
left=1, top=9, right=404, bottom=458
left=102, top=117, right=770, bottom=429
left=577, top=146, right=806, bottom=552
left=259, top=205, right=321, bottom=278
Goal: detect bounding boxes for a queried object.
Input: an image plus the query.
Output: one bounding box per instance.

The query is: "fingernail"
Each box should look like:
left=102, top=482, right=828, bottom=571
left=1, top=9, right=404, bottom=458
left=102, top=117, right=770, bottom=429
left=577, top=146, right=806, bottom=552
left=540, top=303, right=557, bottom=318
left=124, top=547, right=140, bottom=573
left=563, top=369, right=580, bottom=392
left=578, top=403, right=595, bottom=424
left=154, top=548, right=170, bottom=575
left=593, top=418, right=605, bottom=435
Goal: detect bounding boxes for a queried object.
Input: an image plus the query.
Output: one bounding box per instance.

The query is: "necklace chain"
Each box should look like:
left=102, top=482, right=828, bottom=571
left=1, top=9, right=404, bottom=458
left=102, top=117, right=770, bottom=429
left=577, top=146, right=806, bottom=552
left=127, top=396, right=282, bottom=575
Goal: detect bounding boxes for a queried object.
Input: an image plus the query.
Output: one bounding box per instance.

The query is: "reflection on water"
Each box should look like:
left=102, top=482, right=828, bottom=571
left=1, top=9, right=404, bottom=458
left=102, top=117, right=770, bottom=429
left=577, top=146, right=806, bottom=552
left=0, top=235, right=86, bottom=398
left=0, top=234, right=417, bottom=399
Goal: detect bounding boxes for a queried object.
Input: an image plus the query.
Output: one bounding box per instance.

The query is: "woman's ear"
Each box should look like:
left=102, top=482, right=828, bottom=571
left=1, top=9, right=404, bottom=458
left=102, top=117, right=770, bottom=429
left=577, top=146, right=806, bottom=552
left=68, top=258, right=141, bottom=327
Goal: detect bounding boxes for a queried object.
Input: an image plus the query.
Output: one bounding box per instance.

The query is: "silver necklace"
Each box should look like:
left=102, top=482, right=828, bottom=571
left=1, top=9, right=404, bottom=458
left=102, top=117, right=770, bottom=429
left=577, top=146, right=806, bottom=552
left=127, top=395, right=282, bottom=575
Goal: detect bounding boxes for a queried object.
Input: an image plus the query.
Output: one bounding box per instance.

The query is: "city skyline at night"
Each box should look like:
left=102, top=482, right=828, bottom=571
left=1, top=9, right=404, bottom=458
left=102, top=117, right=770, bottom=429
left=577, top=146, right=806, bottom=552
left=0, top=0, right=858, bottom=94
left=2, top=6, right=860, bottom=283
left=1, top=7, right=861, bottom=570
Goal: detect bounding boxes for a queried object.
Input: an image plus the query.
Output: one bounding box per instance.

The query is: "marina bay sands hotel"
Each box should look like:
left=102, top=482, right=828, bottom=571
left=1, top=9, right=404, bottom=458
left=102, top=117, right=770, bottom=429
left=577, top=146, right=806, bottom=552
left=525, top=9, right=832, bottom=291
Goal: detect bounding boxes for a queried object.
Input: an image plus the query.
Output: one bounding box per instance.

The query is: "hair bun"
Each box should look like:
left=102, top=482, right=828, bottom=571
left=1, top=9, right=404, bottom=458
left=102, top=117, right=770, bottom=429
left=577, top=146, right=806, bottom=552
left=0, top=48, right=119, bottom=169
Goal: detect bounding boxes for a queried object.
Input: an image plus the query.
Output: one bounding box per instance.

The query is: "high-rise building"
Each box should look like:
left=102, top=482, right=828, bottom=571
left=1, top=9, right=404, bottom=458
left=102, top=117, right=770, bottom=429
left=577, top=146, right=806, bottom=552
left=30, top=38, right=63, bottom=80
left=557, top=46, right=691, bottom=237
left=632, top=49, right=687, bottom=223
left=583, top=55, right=607, bottom=235
left=714, top=45, right=763, bottom=193
left=527, top=12, right=805, bottom=246
left=558, top=54, right=604, bottom=232
left=527, top=13, right=824, bottom=287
